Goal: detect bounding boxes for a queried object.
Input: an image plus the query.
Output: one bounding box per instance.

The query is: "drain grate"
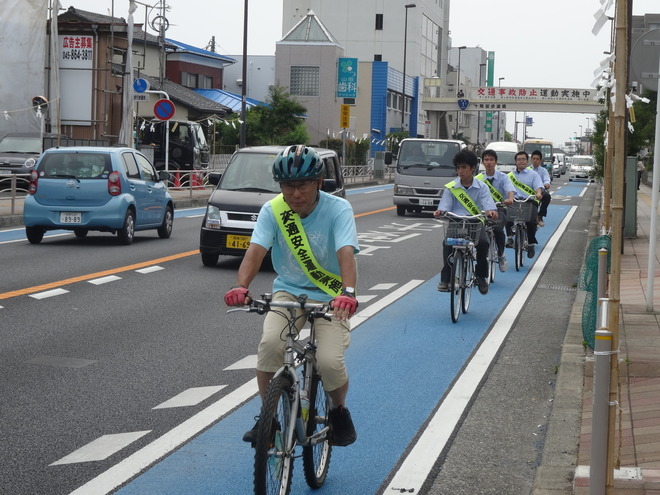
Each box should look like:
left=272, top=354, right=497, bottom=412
left=537, top=284, right=578, bottom=292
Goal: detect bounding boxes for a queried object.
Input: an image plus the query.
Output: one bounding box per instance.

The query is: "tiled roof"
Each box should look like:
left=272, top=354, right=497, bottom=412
left=165, top=39, right=236, bottom=64
left=142, top=75, right=232, bottom=116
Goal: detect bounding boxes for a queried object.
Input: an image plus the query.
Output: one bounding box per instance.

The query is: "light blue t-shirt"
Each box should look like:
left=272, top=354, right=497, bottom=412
left=250, top=191, right=359, bottom=302
left=437, top=177, right=497, bottom=215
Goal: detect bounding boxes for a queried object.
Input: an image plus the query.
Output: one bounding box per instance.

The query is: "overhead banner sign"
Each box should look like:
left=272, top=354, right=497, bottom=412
left=337, top=57, right=358, bottom=98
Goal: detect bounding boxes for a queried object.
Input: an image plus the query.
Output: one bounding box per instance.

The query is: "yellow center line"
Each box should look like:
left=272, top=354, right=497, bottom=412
left=1, top=204, right=396, bottom=301
left=0, top=250, right=199, bottom=300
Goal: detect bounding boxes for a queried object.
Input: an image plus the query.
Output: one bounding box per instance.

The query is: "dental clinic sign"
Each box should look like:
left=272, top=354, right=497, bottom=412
left=337, top=57, right=358, bottom=98
left=59, top=35, right=94, bottom=124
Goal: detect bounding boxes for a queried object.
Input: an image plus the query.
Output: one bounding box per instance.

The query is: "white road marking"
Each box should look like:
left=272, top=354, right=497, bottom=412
left=385, top=206, right=578, bottom=492
left=183, top=214, right=204, bottom=218
left=153, top=386, right=227, bottom=409
left=356, top=294, right=377, bottom=303
left=135, top=266, right=164, bottom=274
left=88, top=275, right=122, bottom=285
left=50, top=431, right=151, bottom=466
left=370, top=283, right=397, bottom=290
left=70, top=279, right=423, bottom=494
left=29, top=288, right=69, bottom=299
left=223, top=355, right=257, bottom=371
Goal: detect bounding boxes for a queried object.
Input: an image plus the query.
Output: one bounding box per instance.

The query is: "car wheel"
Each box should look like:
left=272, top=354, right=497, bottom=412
left=26, top=226, right=45, bottom=244
left=118, top=209, right=135, bottom=245
left=396, top=205, right=406, bottom=216
left=201, top=252, right=219, bottom=267
left=74, top=228, right=88, bottom=238
left=157, top=205, right=173, bottom=239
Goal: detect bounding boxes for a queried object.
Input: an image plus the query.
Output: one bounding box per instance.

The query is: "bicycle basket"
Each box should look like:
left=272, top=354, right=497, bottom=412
left=506, top=201, right=537, bottom=222
left=445, top=220, right=483, bottom=243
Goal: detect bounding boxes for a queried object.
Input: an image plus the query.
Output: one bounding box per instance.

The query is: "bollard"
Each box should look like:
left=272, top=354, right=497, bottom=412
left=590, top=312, right=613, bottom=495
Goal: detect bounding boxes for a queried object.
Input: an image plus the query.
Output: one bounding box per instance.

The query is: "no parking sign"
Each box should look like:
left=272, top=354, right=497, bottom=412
left=154, top=99, right=175, bottom=121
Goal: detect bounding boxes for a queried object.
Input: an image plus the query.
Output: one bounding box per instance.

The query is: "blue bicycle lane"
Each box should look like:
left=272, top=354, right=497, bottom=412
left=109, top=202, right=575, bottom=495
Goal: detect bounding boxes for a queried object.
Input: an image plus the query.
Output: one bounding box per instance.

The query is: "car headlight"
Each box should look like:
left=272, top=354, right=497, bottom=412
left=204, top=205, right=222, bottom=229
left=394, top=185, right=414, bottom=195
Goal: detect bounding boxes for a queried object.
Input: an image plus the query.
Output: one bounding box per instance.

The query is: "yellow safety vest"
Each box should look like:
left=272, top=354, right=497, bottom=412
left=444, top=180, right=484, bottom=222
left=270, top=194, right=343, bottom=297
left=474, top=173, right=504, bottom=203
left=507, top=171, right=540, bottom=203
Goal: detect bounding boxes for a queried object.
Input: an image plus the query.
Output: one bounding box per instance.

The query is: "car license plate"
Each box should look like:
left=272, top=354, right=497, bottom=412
left=419, top=198, right=433, bottom=206
left=0, top=170, right=11, bottom=175
left=60, top=212, right=82, bottom=224
left=226, top=234, right=251, bottom=250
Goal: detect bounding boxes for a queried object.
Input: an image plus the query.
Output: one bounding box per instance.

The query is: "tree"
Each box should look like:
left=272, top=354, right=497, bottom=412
left=213, top=85, right=310, bottom=148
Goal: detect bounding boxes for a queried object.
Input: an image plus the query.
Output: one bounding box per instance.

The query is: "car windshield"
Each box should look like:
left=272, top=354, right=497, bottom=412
left=220, top=152, right=280, bottom=193
left=397, top=141, right=460, bottom=176
left=497, top=151, right=517, bottom=166
left=38, top=152, right=112, bottom=179
left=0, top=136, right=41, bottom=154
left=572, top=157, right=594, bottom=166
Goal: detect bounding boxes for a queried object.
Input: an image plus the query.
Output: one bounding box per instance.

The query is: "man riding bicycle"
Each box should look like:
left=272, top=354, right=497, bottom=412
left=505, top=151, right=543, bottom=258
left=434, top=149, right=498, bottom=295
left=224, top=145, right=359, bottom=447
left=530, top=150, right=552, bottom=227
left=476, top=149, right=515, bottom=272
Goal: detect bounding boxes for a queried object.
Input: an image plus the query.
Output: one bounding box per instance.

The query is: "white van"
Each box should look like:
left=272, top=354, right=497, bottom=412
left=484, top=141, right=520, bottom=173
left=385, top=138, right=465, bottom=216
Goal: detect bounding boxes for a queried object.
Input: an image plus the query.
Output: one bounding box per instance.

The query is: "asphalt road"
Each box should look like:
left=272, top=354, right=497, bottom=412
left=0, top=177, right=595, bottom=495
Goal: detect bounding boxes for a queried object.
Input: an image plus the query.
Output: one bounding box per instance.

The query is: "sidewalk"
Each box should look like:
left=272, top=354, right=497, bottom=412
left=535, top=181, right=660, bottom=494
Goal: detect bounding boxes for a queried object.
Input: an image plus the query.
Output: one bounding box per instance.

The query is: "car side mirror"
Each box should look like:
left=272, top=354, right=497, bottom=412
left=384, top=151, right=393, bottom=165
left=207, top=172, right=222, bottom=186
left=158, top=170, right=171, bottom=182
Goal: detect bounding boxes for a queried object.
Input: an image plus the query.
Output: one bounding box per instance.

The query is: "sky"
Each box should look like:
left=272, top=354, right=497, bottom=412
left=67, top=0, right=657, bottom=148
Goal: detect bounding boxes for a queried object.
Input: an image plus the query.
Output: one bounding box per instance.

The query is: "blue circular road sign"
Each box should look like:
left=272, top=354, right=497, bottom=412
left=133, top=78, right=149, bottom=93
left=154, top=99, right=176, bottom=121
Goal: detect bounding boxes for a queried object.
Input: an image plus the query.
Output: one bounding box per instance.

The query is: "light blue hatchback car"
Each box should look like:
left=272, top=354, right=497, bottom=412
left=24, top=147, right=174, bottom=244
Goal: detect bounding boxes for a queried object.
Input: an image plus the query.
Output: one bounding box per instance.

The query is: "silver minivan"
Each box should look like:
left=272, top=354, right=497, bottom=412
left=386, top=138, right=465, bottom=216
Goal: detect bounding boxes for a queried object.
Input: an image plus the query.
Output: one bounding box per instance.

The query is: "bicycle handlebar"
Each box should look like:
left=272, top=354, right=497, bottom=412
left=440, top=211, right=487, bottom=220
left=513, top=195, right=537, bottom=202
left=227, top=294, right=332, bottom=320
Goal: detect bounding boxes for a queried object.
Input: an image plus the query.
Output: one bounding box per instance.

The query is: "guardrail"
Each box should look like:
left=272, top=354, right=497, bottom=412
left=0, top=174, right=29, bottom=215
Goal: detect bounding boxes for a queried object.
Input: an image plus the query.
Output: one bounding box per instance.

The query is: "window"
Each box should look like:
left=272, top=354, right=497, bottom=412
left=135, top=154, right=157, bottom=181
left=374, top=54, right=382, bottom=61
left=181, top=71, right=198, bottom=88
left=290, top=66, right=319, bottom=96
left=375, top=14, right=383, bottom=30
left=122, top=152, right=141, bottom=179
left=200, top=75, right=213, bottom=89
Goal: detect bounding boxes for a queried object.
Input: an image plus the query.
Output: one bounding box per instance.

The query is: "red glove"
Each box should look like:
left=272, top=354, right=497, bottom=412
left=224, top=286, right=250, bottom=306
left=331, top=294, right=358, bottom=318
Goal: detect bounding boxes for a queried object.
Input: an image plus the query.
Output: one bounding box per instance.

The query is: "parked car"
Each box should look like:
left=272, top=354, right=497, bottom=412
left=199, top=145, right=345, bottom=266
left=569, top=155, right=595, bottom=182
left=0, top=133, right=65, bottom=190
left=23, top=147, right=173, bottom=244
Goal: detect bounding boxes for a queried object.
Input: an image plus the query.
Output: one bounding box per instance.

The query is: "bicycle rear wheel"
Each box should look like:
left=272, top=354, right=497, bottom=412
left=254, top=374, right=295, bottom=495
left=450, top=250, right=464, bottom=323
left=462, top=252, right=473, bottom=314
left=302, top=369, right=332, bottom=488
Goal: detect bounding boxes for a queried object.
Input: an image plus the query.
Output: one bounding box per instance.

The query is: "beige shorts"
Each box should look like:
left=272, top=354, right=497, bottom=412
left=256, top=291, right=351, bottom=391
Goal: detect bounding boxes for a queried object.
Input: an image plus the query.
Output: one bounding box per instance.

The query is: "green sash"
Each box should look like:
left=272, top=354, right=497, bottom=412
left=445, top=180, right=484, bottom=223
left=507, top=171, right=540, bottom=203
left=270, top=194, right=343, bottom=297
left=475, top=173, right=504, bottom=203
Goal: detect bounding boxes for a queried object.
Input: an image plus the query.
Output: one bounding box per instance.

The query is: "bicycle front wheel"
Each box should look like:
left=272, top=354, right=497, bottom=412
left=450, top=250, right=464, bottom=323
left=514, top=226, right=522, bottom=272
left=462, top=252, right=473, bottom=314
left=518, top=226, right=526, bottom=269
left=488, top=231, right=497, bottom=283
left=254, top=374, right=295, bottom=495
left=302, top=369, right=332, bottom=488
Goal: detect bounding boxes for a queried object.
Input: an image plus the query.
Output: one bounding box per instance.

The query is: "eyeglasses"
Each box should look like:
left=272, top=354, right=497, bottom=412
left=280, top=180, right=316, bottom=194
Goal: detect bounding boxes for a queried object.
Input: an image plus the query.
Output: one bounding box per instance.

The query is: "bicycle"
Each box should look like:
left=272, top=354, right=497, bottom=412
left=441, top=211, right=487, bottom=323
left=228, top=293, right=333, bottom=495
left=485, top=203, right=506, bottom=284
left=506, top=196, right=537, bottom=271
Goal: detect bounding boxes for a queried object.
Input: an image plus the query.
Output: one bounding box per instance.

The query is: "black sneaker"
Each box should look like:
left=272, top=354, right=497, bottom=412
left=242, top=417, right=260, bottom=445
left=527, top=244, right=536, bottom=258
left=505, top=238, right=514, bottom=249
left=437, top=281, right=450, bottom=292
left=477, top=277, right=489, bottom=295
left=328, top=406, right=357, bottom=446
